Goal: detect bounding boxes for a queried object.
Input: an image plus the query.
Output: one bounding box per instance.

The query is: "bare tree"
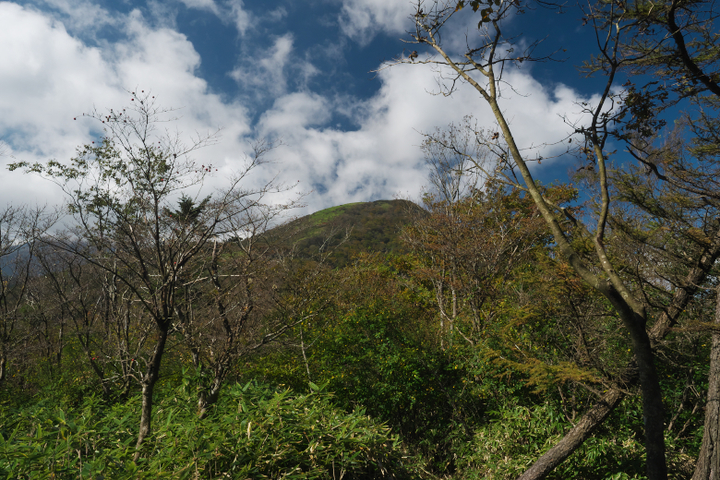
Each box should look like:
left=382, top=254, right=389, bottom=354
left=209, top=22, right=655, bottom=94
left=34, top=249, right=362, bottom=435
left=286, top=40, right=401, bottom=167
left=0, top=206, right=52, bottom=387
left=172, top=180, right=305, bottom=418
left=9, top=91, right=297, bottom=457
left=30, top=241, right=150, bottom=400
left=421, top=116, right=488, bottom=206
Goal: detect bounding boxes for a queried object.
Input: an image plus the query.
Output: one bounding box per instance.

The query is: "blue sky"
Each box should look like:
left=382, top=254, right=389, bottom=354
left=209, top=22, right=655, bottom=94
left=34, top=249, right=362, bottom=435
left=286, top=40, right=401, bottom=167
left=0, top=0, right=609, bottom=216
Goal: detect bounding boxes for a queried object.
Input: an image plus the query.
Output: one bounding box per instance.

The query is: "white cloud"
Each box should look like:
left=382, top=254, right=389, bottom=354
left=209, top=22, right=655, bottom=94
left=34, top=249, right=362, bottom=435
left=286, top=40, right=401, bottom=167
left=0, top=3, right=253, bottom=208
left=339, top=0, right=412, bottom=42
left=29, top=0, right=116, bottom=36
left=229, top=34, right=292, bottom=97
left=255, top=64, right=485, bottom=211
left=170, top=0, right=270, bottom=37
left=266, top=6, right=288, bottom=23
left=0, top=2, right=114, bottom=155
left=259, top=34, right=294, bottom=91
left=0, top=1, right=600, bottom=220
left=490, top=68, right=601, bottom=160
left=229, top=33, right=319, bottom=100
left=226, top=0, right=251, bottom=36
left=253, top=59, right=595, bottom=213
left=113, top=11, right=205, bottom=93
left=260, top=93, right=332, bottom=133
left=179, top=0, right=219, bottom=13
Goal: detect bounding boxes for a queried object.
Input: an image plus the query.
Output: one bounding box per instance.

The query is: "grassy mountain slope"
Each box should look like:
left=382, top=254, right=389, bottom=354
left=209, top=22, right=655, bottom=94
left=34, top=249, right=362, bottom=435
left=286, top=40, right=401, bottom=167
left=272, top=199, right=424, bottom=267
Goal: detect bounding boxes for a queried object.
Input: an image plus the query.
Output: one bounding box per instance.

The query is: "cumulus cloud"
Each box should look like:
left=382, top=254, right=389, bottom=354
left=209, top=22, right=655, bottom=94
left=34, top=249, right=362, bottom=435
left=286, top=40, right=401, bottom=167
left=226, top=0, right=251, bottom=36
left=26, top=0, right=116, bottom=37
left=0, top=3, right=113, bottom=155
left=229, top=33, right=319, bottom=102
left=230, top=34, right=294, bottom=96
left=0, top=3, right=252, bottom=208
left=0, top=0, right=600, bottom=219
left=179, top=0, right=219, bottom=13
left=253, top=58, right=596, bottom=213
left=260, top=93, right=332, bottom=133
left=255, top=64, right=483, bottom=210
left=339, top=0, right=412, bottom=42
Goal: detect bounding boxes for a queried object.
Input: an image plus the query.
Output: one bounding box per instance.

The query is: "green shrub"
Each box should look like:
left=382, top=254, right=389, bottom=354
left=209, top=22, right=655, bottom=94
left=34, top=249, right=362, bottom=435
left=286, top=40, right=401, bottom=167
left=306, top=301, right=484, bottom=472
left=452, top=399, right=647, bottom=480
left=0, top=380, right=423, bottom=479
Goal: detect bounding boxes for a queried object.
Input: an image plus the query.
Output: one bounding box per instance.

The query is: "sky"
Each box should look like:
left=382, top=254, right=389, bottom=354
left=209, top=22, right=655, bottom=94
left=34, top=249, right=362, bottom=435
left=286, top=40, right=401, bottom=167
left=0, top=0, right=609, bottom=219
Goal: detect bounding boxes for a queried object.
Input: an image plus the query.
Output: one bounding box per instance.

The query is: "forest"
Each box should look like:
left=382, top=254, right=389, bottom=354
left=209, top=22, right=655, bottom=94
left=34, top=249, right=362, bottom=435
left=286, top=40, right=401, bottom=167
left=1, top=0, right=720, bottom=479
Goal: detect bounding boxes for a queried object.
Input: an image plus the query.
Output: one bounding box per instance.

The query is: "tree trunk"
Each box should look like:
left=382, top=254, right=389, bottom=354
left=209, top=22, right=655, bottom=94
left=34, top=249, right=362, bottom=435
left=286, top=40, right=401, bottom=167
left=516, top=388, right=624, bottom=480
left=133, top=326, right=168, bottom=461
left=628, top=317, right=668, bottom=480
left=692, top=288, right=720, bottom=480
left=197, top=357, right=233, bottom=420
left=197, top=375, right=223, bottom=420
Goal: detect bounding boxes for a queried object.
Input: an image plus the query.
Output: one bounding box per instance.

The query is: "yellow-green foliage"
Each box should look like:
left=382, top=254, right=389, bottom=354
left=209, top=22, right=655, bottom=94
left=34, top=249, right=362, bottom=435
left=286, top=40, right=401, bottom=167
left=0, top=380, right=424, bottom=479
left=453, top=400, right=646, bottom=480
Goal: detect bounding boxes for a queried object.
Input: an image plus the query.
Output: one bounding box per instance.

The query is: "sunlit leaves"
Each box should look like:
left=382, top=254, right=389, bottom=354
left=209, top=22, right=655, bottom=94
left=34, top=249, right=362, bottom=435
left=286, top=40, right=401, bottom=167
left=0, top=380, right=422, bottom=479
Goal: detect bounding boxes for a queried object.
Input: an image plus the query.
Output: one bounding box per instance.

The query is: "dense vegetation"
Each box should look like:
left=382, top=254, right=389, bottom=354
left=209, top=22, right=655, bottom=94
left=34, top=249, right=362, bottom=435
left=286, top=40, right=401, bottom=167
left=2, top=0, right=720, bottom=478
left=0, top=186, right=712, bottom=479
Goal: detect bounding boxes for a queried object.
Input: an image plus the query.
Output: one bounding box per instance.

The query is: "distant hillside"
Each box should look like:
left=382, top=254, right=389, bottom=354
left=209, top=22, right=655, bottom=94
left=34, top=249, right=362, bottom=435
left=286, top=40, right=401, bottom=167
left=270, top=199, right=424, bottom=268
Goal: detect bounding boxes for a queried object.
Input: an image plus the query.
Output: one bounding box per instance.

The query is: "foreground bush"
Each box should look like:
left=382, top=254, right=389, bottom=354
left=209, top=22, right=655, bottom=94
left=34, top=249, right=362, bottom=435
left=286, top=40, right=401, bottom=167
left=452, top=398, right=649, bottom=480
left=0, top=380, right=422, bottom=479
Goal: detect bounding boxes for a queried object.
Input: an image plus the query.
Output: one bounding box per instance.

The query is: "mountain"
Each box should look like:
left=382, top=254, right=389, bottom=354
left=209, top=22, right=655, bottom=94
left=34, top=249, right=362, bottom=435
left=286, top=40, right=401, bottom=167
left=270, top=199, right=425, bottom=268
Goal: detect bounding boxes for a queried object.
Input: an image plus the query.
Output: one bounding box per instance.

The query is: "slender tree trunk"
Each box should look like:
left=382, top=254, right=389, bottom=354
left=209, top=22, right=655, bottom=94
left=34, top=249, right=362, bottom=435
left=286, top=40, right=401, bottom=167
left=197, top=375, right=223, bottom=420
left=434, top=279, right=447, bottom=349
left=517, top=388, right=624, bottom=480
left=134, top=325, right=168, bottom=461
left=0, top=354, right=5, bottom=384
left=56, top=319, right=64, bottom=370
left=513, top=318, right=666, bottom=480
left=197, top=358, right=231, bottom=420
left=692, top=288, right=720, bottom=480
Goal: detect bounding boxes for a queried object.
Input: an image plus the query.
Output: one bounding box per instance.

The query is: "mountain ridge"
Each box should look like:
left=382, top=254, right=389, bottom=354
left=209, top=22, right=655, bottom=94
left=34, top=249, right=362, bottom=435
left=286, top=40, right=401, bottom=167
left=271, top=199, right=424, bottom=267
